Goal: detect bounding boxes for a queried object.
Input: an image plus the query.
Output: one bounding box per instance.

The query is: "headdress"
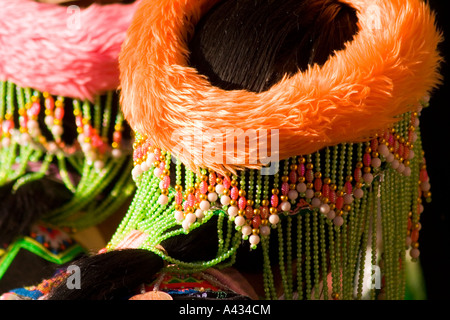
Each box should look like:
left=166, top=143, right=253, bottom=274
left=0, top=0, right=140, bottom=283
left=54, top=0, right=444, bottom=300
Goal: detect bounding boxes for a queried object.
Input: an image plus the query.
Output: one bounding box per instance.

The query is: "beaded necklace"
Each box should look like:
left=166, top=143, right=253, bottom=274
left=108, top=100, right=431, bottom=300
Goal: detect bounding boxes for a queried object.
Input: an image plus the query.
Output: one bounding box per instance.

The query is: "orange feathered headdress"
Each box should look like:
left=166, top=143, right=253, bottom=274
left=119, top=0, right=442, bottom=175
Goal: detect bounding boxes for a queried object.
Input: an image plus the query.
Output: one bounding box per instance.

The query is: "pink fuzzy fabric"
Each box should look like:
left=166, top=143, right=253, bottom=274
left=0, top=0, right=140, bottom=101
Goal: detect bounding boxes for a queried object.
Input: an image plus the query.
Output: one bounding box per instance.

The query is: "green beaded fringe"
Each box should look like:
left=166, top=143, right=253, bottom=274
left=0, top=80, right=135, bottom=230
left=108, top=107, right=430, bottom=300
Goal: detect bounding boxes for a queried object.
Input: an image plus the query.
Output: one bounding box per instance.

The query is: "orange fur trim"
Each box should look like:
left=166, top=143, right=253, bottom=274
left=119, top=0, right=442, bottom=175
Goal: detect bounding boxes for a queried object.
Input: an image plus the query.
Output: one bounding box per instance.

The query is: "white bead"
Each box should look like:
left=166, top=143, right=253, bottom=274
left=159, top=180, right=165, bottom=190
left=234, top=215, right=245, bottom=227
left=242, top=225, right=252, bottom=236
left=343, top=194, right=354, bottom=204
left=378, top=144, right=389, bottom=157
left=288, top=189, right=298, bottom=200
left=140, top=161, right=150, bottom=172
left=47, top=142, right=58, bottom=154
left=269, top=214, right=280, bottom=225
left=153, top=167, right=162, bottom=177
left=391, top=159, right=399, bottom=169
left=319, top=203, right=330, bottom=215
left=220, top=195, right=231, bottom=206
left=227, top=205, right=238, bottom=217
left=296, top=182, right=307, bottom=193
left=249, top=234, right=260, bottom=245
left=280, top=201, right=291, bottom=212
left=44, top=115, right=54, bottom=127
left=147, top=153, right=156, bottom=164
left=371, top=157, right=381, bottom=168
left=207, top=192, right=218, bottom=202
left=112, top=148, right=122, bottom=158
left=333, top=216, right=344, bottom=226
left=132, top=165, right=142, bottom=178
left=363, top=173, right=374, bottom=184
left=327, top=210, right=336, bottom=220
left=81, top=142, right=92, bottom=153
left=157, top=194, right=169, bottom=205
left=174, top=211, right=184, bottom=222
left=51, top=125, right=63, bottom=137
left=311, top=197, right=321, bottom=208
left=305, top=189, right=314, bottom=199
left=145, top=156, right=154, bottom=167
left=421, top=181, right=431, bottom=192
left=1, top=137, right=10, bottom=148
left=215, top=184, right=224, bottom=195
left=386, top=153, right=395, bottom=163
left=195, top=209, right=204, bottom=219
left=185, top=213, right=196, bottom=224
left=20, top=133, right=31, bottom=145
left=353, top=188, right=364, bottom=199
left=403, top=167, right=411, bottom=177
left=27, top=119, right=39, bottom=131
left=94, top=160, right=104, bottom=170
left=77, top=133, right=85, bottom=144
left=182, top=220, right=192, bottom=230
left=260, top=225, right=271, bottom=236
left=199, top=200, right=210, bottom=211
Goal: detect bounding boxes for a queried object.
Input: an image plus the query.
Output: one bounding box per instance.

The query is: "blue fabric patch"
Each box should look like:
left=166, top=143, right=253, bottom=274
left=10, top=288, right=43, bottom=300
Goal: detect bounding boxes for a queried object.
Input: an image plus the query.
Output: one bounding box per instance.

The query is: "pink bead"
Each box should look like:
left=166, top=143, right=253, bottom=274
left=2, top=119, right=13, bottom=131
left=288, top=189, right=298, bottom=200
left=113, top=131, right=122, bottom=143
left=298, top=163, right=305, bottom=176
left=333, top=216, right=344, bottom=227
left=410, top=248, right=420, bottom=259
left=353, top=188, right=364, bottom=199
left=296, top=182, right=307, bottom=193
left=75, top=116, right=83, bottom=128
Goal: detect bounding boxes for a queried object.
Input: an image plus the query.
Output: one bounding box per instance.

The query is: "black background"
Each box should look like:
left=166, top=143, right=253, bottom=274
left=417, top=0, right=450, bottom=300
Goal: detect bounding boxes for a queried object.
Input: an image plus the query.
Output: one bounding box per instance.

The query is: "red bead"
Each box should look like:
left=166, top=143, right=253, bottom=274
left=281, top=182, right=289, bottom=195
left=305, top=169, right=314, bottom=182
left=260, top=206, right=269, bottom=219
left=336, top=196, right=344, bottom=210
left=187, top=194, right=195, bottom=207
left=289, top=171, right=298, bottom=183
left=162, top=175, right=170, bottom=189
left=45, top=96, right=54, bottom=111
left=329, top=190, right=336, bottom=203
left=354, top=168, right=362, bottom=182
left=223, top=176, right=231, bottom=189
left=200, top=181, right=208, bottom=194
left=231, top=186, right=239, bottom=200
left=298, top=163, right=305, bottom=177
left=29, top=102, right=41, bottom=116
left=419, top=169, right=428, bottom=182
left=175, top=191, right=183, bottom=205
left=54, top=107, right=64, bottom=120
left=370, top=139, right=379, bottom=152
left=322, top=184, right=330, bottom=199
left=238, top=197, right=247, bottom=210
left=209, top=172, right=216, bottom=186
left=245, top=206, right=253, bottom=219
left=271, top=194, right=279, bottom=208
left=252, top=215, right=261, bottom=229
left=411, top=229, right=419, bottom=243
left=314, top=178, right=322, bottom=192
left=363, top=153, right=372, bottom=167
left=344, top=181, right=352, bottom=194
left=113, top=131, right=122, bottom=143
